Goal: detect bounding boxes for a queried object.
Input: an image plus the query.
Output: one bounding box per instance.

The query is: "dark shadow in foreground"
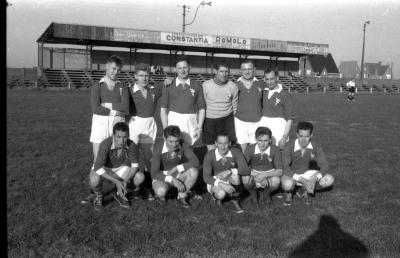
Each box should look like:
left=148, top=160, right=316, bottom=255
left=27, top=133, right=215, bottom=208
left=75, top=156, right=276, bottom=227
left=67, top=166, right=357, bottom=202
left=288, top=215, right=369, bottom=258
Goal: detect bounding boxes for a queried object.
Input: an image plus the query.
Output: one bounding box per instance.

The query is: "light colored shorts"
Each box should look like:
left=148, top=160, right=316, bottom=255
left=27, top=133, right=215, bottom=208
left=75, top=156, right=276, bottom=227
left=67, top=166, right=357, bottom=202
left=90, top=114, right=125, bottom=143
left=128, top=116, right=157, bottom=145
left=258, top=116, right=287, bottom=146
left=101, top=165, right=131, bottom=181
left=234, top=117, right=261, bottom=144
left=168, top=111, right=198, bottom=145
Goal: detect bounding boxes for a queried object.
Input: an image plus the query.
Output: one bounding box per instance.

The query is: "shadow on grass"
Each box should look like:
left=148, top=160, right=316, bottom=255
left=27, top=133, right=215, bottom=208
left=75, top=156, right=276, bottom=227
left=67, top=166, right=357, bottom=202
left=288, top=214, right=369, bottom=258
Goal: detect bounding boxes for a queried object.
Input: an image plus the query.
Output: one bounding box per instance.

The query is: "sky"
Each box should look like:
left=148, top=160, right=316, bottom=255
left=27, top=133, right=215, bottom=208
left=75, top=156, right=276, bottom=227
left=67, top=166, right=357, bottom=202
left=6, top=0, right=400, bottom=78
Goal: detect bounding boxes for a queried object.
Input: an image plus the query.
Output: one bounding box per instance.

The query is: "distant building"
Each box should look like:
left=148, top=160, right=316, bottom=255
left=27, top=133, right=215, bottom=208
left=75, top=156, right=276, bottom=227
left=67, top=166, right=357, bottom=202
left=363, top=62, right=392, bottom=79
left=299, top=53, right=339, bottom=78
left=338, top=61, right=360, bottom=78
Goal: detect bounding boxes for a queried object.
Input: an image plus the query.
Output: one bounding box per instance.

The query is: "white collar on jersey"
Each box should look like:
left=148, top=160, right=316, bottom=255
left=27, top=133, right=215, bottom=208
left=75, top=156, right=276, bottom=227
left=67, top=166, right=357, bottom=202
left=176, top=78, right=191, bottom=87
left=264, top=83, right=283, bottom=99
left=237, top=76, right=258, bottom=82
left=254, top=144, right=271, bottom=156
left=215, top=149, right=233, bottom=161
left=99, top=76, right=121, bottom=84
left=294, top=139, right=313, bottom=152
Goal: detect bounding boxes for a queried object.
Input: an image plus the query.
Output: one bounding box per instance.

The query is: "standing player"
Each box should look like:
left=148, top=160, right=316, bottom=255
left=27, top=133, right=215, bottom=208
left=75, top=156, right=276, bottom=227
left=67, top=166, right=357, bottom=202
left=150, top=125, right=199, bottom=207
left=234, top=60, right=264, bottom=153
left=160, top=57, right=206, bottom=146
left=127, top=63, right=162, bottom=200
left=346, top=78, right=356, bottom=102
left=89, top=55, right=129, bottom=168
left=202, top=61, right=238, bottom=150
left=281, top=121, right=335, bottom=206
left=242, top=127, right=282, bottom=204
left=203, top=133, right=250, bottom=213
left=85, top=122, right=144, bottom=211
left=259, top=69, right=294, bottom=149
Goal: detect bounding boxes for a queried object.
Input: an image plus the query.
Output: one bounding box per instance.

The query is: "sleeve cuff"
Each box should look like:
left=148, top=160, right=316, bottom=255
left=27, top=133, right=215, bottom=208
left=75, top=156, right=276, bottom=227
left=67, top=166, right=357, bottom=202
left=95, top=168, right=106, bottom=176
left=177, top=164, right=185, bottom=173
left=231, top=168, right=238, bottom=176
left=109, top=109, right=117, bottom=116
left=131, top=163, right=139, bottom=168
left=292, top=173, right=300, bottom=181
left=214, top=177, right=221, bottom=187
left=103, top=103, right=112, bottom=109
left=165, top=175, right=173, bottom=183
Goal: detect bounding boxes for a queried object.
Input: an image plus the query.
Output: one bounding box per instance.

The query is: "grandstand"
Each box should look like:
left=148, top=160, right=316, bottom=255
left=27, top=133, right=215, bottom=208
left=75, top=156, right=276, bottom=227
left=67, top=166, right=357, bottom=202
left=7, top=22, right=400, bottom=93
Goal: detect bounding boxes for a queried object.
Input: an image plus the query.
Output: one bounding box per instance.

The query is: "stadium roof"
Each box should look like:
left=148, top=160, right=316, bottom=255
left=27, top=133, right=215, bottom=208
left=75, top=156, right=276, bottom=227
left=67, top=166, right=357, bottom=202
left=364, top=62, right=390, bottom=76
left=339, top=61, right=360, bottom=78
left=37, top=22, right=330, bottom=59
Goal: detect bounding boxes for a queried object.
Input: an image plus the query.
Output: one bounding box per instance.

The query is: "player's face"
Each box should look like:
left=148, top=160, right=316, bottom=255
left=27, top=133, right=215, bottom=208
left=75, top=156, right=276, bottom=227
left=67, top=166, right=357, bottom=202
left=216, top=136, right=230, bottom=156
left=135, top=70, right=149, bottom=87
left=165, top=136, right=180, bottom=151
left=297, top=129, right=312, bottom=148
left=240, top=63, right=255, bottom=80
left=256, top=134, right=271, bottom=152
left=215, top=66, right=229, bottom=83
left=106, top=62, right=121, bottom=81
left=175, top=61, right=190, bottom=80
left=113, top=130, right=129, bottom=148
left=265, top=71, right=278, bottom=90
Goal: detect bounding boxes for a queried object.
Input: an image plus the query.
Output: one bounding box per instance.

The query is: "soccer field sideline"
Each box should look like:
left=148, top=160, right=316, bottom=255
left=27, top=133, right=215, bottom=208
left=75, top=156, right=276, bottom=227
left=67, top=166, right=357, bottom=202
left=7, top=90, right=400, bottom=257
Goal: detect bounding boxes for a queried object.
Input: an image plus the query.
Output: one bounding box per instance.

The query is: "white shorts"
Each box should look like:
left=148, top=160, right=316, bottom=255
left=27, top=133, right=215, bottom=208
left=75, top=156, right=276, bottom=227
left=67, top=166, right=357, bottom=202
left=168, top=111, right=198, bottom=145
left=258, top=116, right=287, bottom=146
left=234, top=117, right=261, bottom=144
left=90, top=114, right=125, bottom=143
left=128, top=116, right=157, bottom=145
left=106, top=165, right=131, bottom=181
left=293, top=170, right=322, bottom=186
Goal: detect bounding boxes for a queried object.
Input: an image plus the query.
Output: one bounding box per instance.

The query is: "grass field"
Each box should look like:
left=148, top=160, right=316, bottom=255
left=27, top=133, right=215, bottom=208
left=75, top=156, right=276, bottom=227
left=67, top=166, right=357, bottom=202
left=7, top=89, right=400, bottom=258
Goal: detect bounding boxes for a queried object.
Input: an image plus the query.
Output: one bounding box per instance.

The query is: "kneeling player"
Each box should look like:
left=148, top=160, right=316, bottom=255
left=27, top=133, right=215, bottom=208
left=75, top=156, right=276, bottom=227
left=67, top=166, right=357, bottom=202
left=150, top=125, right=199, bottom=208
left=281, top=121, right=334, bottom=206
left=242, top=127, right=282, bottom=204
left=83, top=122, right=145, bottom=211
left=203, top=133, right=250, bottom=213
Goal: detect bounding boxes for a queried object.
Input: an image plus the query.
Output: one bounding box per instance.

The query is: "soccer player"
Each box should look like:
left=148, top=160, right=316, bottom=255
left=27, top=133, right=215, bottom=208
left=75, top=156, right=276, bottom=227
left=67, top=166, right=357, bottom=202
left=160, top=57, right=206, bottom=145
left=346, top=78, right=356, bottom=102
left=84, top=122, right=144, bottom=211
left=202, top=61, right=238, bottom=150
left=242, top=127, right=282, bottom=204
left=150, top=125, right=199, bottom=208
left=259, top=69, right=294, bottom=149
left=203, top=133, right=250, bottom=213
left=127, top=63, right=162, bottom=200
left=281, top=121, right=335, bottom=206
left=234, top=60, right=264, bottom=153
left=89, top=55, right=129, bottom=167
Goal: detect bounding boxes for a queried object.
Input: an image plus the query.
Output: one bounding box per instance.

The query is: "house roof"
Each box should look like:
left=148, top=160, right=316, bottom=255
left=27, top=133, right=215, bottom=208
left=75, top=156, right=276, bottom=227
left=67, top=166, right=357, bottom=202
left=364, top=62, right=390, bottom=76
left=308, top=53, right=339, bottom=74
left=339, top=61, right=359, bottom=77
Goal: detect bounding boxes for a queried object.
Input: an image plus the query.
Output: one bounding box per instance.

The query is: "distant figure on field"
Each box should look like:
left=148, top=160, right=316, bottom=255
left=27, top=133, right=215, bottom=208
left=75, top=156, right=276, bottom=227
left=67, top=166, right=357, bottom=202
left=346, top=78, right=356, bottom=102
left=281, top=121, right=334, bottom=206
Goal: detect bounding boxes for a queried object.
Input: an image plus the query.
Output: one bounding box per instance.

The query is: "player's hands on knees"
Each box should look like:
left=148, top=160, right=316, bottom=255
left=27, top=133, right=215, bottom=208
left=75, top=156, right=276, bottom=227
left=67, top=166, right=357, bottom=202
left=172, top=178, right=186, bottom=192
left=115, top=180, right=127, bottom=199
left=219, top=182, right=235, bottom=195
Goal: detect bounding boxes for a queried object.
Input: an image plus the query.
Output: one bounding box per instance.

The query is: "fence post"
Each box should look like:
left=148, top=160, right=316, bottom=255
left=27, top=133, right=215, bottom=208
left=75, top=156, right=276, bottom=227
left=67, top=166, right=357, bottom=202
left=68, top=82, right=71, bottom=90
left=370, top=87, right=372, bottom=94
left=323, top=87, right=326, bottom=93
left=306, top=87, right=309, bottom=94
left=398, top=87, right=399, bottom=94
left=355, top=87, right=358, bottom=93
left=340, top=87, right=342, bottom=93
left=288, top=86, right=291, bottom=93
left=384, top=88, right=387, bottom=94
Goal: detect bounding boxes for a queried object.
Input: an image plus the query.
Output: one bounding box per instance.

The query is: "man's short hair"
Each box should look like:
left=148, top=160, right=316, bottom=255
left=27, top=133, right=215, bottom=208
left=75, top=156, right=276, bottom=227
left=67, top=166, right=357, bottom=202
left=241, top=59, right=255, bottom=68
left=135, top=63, right=150, bottom=74
left=175, top=56, right=190, bottom=67
left=215, top=132, right=230, bottom=142
left=164, top=125, right=181, bottom=138
left=214, top=61, right=229, bottom=70
left=297, top=121, right=314, bottom=134
left=255, top=127, right=272, bottom=139
left=107, top=55, right=123, bottom=67
left=113, top=122, right=129, bottom=134
left=264, top=69, right=278, bottom=77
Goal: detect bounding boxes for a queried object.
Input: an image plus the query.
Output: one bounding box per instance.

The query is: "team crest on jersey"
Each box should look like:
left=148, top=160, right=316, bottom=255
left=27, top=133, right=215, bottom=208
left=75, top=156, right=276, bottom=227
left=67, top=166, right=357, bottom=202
left=151, top=94, right=155, bottom=102
left=275, top=97, right=281, bottom=106
left=310, top=152, right=315, bottom=159
left=230, top=162, right=236, bottom=167
left=119, top=87, right=123, bottom=96
left=190, top=88, right=195, bottom=96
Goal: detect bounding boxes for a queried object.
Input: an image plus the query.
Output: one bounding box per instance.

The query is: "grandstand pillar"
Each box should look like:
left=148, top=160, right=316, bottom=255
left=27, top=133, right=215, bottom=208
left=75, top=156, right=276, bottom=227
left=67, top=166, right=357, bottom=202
left=37, top=42, right=44, bottom=76
left=50, top=48, right=53, bottom=69
left=129, top=48, right=132, bottom=72
left=63, top=48, right=66, bottom=69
